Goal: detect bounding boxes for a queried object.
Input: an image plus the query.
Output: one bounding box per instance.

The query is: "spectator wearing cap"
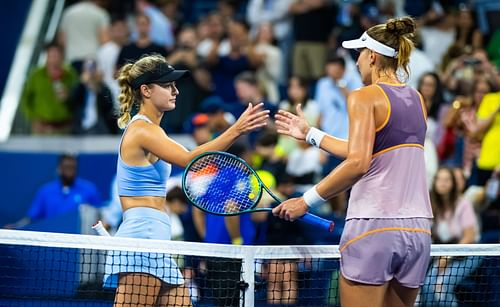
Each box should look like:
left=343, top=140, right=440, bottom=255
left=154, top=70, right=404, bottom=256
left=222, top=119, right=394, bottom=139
left=188, top=113, right=213, bottom=146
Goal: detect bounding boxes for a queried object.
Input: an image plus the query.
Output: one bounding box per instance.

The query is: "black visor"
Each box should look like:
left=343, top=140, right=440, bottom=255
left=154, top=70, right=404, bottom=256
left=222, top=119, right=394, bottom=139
left=130, top=62, right=190, bottom=90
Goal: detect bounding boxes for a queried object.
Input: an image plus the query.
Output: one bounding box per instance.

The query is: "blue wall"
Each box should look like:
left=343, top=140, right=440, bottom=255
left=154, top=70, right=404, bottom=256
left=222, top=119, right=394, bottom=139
left=0, top=152, right=117, bottom=227
left=0, top=151, right=185, bottom=227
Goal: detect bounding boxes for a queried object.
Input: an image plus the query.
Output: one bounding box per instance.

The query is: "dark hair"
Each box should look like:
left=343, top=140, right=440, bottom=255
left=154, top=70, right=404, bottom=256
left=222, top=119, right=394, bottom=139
left=430, top=167, right=459, bottom=218
left=326, top=52, right=346, bottom=68
left=44, top=41, right=64, bottom=54
left=166, top=186, right=186, bottom=202
left=417, top=72, right=445, bottom=119
left=255, top=129, right=278, bottom=147
left=235, top=71, right=258, bottom=86
left=366, top=16, right=416, bottom=80
left=58, top=153, right=77, bottom=165
left=227, top=141, right=250, bottom=157
left=288, top=75, right=311, bottom=107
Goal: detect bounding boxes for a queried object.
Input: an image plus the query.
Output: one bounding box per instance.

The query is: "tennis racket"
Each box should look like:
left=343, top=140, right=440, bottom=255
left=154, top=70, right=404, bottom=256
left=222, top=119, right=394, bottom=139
left=182, top=151, right=334, bottom=232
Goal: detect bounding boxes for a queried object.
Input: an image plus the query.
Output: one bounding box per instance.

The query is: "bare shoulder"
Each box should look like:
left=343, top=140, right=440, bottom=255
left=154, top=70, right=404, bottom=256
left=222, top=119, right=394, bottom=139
left=347, top=85, right=381, bottom=107
left=125, top=120, right=167, bottom=145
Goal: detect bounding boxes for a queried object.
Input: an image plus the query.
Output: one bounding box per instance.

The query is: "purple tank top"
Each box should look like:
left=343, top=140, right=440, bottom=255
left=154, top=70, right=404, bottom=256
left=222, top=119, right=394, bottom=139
left=346, top=83, right=433, bottom=220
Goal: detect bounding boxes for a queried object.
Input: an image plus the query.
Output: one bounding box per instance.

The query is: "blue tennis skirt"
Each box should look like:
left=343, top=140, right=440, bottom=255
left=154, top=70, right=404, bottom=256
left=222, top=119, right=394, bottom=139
left=103, top=207, right=184, bottom=288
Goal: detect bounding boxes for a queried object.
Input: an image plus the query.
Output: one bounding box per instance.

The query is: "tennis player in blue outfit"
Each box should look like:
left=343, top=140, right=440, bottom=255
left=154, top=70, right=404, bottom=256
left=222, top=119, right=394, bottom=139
left=103, top=54, right=269, bottom=306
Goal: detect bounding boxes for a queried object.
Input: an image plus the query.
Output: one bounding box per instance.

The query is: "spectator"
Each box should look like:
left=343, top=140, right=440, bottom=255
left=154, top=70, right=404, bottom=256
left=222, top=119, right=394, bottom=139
left=314, top=53, right=362, bottom=176
left=421, top=167, right=480, bottom=306
left=278, top=76, right=319, bottom=155
left=133, top=0, right=175, bottom=50
left=246, top=0, right=293, bottom=85
left=163, top=26, right=211, bottom=132
left=158, top=0, right=183, bottom=36
left=68, top=59, right=118, bottom=135
left=96, top=17, right=130, bottom=105
left=454, top=4, right=483, bottom=51
left=417, top=72, right=446, bottom=145
left=253, top=22, right=283, bottom=104
left=474, top=91, right=500, bottom=186
left=289, top=0, right=335, bottom=81
left=205, top=19, right=263, bottom=103
left=115, top=13, right=167, bottom=69
left=20, top=42, right=78, bottom=135
left=58, top=0, right=110, bottom=73
left=442, top=78, right=493, bottom=181
left=419, top=3, right=456, bottom=69
left=4, top=154, right=103, bottom=229
left=196, top=13, right=230, bottom=59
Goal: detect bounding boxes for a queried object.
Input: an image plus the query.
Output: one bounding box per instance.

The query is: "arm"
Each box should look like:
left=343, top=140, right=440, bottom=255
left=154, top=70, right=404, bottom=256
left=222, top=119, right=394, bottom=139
left=314, top=91, right=375, bottom=199
left=273, top=90, right=375, bottom=220
left=139, top=103, right=269, bottom=167
left=458, top=226, right=476, bottom=244
left=247, top=0, right=292, bottom=24
left=192, top=207, right=206, bottom=240
left=204, top=40, right=221, bottom=66
left=275, top=104, right=348, bottom=158
left=224, top=215, right=243, bottom=244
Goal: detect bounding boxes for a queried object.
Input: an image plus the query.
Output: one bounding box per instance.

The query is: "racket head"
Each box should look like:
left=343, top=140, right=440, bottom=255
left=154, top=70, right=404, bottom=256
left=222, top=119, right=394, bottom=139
left=182, top=151, right=264, bottom=215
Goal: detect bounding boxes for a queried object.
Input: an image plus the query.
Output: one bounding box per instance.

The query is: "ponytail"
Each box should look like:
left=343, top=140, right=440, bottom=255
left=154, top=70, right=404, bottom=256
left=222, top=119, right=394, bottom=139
left=117, top=63, right=135, bottom=129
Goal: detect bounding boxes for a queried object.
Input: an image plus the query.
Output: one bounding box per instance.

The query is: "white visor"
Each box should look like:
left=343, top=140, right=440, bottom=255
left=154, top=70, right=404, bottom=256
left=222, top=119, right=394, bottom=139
left=342, top=32, right=398, bottom=58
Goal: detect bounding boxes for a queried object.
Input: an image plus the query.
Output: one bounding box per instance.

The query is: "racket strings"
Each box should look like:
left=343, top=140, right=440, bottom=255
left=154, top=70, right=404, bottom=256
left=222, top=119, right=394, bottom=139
left=184, top=154, right=260, bottom=214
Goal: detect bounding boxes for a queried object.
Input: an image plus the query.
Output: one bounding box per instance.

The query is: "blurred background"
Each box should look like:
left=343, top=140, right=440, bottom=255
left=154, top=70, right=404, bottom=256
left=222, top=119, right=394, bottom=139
left=0, top=0, right=499, bottom=246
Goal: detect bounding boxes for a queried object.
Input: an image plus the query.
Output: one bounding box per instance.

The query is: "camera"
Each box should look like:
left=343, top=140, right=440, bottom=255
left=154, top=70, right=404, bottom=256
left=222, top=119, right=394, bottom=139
left=463, top=57, right=481, bottom=66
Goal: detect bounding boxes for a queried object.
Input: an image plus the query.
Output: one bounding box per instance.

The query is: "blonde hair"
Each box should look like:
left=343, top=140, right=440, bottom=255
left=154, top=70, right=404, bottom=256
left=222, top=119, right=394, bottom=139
left=116, top=54, right=167, bottom=129
left=366, top=16, right=416, bottom=80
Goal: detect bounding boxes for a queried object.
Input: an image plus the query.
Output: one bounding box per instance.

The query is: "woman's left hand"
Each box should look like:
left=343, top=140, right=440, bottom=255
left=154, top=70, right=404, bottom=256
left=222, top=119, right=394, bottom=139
left=233, top=102, right=269, bottom=134
left=272, top=197, right=309, bottom=221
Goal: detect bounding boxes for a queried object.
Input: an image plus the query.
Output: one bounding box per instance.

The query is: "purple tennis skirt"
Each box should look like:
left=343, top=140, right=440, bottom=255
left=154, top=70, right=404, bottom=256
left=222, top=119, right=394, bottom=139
left=339, top=218, right=432, bottom=288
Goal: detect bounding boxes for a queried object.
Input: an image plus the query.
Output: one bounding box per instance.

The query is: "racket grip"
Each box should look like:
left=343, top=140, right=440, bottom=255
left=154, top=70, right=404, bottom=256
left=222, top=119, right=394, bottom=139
left=299, top=213, right=335, bottom=232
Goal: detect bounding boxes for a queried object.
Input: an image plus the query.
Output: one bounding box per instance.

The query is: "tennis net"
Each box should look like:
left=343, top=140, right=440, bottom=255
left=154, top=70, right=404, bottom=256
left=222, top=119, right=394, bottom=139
left=0, top=229, right=498, bottom=306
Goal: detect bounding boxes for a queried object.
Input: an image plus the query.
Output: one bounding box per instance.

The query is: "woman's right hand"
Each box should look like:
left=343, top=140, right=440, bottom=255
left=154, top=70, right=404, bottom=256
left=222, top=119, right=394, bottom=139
left=232, top=102, right=270, bottom=134
left=275, top=104, right=310, bottom=140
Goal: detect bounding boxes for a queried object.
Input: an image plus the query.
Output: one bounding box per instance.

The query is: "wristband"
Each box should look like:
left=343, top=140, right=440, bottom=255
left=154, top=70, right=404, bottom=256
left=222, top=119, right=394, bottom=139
left=232, top=237, right=243, bottom=245
left=303, top=185, right=326, bottom=208
left=306, top=127, right=326, bottom=148
left=92, top=221, right=111, bottom=237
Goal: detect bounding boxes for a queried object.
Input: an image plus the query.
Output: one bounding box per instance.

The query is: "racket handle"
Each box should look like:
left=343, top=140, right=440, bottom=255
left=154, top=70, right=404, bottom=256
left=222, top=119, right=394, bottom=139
left=299, top=213, right=335, bottom=232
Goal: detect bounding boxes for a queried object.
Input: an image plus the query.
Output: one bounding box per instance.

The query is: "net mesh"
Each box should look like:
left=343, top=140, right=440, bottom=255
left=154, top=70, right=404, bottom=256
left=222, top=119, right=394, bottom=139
left=183, top=153, right=261, bottom=214
left=0, top=230, right=498, bottom=306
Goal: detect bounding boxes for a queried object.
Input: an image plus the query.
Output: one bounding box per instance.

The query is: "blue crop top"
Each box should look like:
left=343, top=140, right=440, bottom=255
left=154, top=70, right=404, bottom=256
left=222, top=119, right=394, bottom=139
left=116, top=115, right=171, bottom=197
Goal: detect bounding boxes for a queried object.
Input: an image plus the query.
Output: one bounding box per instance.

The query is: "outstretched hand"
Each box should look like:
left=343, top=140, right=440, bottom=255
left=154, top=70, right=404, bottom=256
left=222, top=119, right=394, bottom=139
left=275, top=104, right=310, bottom=141
left=233, top=103, right=269, bottom=134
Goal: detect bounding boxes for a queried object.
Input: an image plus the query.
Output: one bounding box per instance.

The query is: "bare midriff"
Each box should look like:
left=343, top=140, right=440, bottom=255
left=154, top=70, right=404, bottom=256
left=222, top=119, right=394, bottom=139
left=120, top=196, right=167, bottom=213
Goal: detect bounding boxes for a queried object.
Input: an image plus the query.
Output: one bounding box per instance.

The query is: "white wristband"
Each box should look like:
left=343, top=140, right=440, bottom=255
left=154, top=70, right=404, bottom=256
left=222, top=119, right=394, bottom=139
left=303, top=185, right=326, bottom=208
left=92, top=221, right=111, bottom=236
left=306, top=127, right=326, bottom=148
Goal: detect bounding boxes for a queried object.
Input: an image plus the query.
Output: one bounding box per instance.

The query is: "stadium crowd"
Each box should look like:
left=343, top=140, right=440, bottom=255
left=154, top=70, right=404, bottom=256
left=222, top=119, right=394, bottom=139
left=11, top=0, right=500, bottom=305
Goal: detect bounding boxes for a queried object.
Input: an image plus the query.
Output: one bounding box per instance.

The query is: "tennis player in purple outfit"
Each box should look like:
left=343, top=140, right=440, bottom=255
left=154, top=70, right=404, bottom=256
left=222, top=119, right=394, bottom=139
left=273, top=17, right=433, bottom=307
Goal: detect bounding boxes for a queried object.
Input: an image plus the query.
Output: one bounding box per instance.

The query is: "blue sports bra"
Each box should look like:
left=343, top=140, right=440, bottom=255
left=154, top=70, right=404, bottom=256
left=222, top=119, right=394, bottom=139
left=116, top=114, right=171, bottom=197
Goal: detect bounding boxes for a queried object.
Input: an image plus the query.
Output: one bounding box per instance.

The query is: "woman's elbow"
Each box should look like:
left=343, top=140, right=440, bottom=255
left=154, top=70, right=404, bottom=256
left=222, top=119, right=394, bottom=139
left=346, top=158, right=370, bottom=177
